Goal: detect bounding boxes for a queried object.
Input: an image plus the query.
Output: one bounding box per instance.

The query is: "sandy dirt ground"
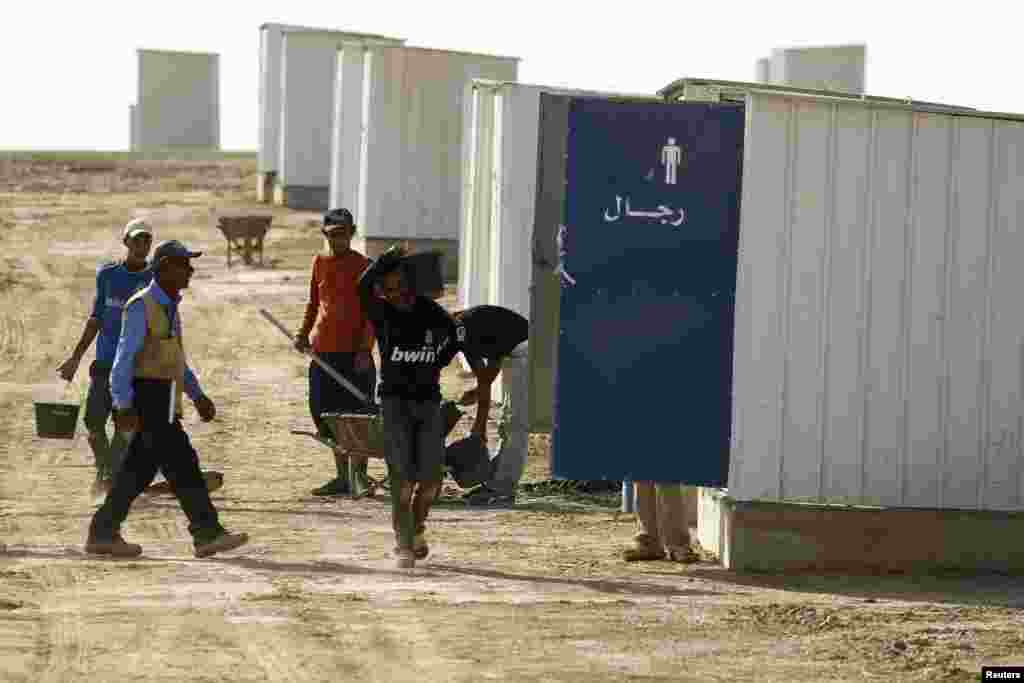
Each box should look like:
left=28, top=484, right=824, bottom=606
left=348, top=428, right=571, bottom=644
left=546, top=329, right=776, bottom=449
left=0, top=157, right=1022, bottom=682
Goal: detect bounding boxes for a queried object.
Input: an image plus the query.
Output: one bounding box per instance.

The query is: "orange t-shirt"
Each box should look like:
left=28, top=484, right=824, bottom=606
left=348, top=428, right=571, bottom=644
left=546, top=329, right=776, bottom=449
left=300, top=251, right=375, bottom=353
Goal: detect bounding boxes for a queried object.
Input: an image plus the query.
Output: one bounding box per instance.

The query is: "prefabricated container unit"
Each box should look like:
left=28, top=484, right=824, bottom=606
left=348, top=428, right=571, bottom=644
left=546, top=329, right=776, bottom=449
left=269, top=27, right=405, bottom=210
left=458, top=80, right=653, bottom=431
left=758, top=44, right=867, bottom=94
left=135, top=49, right=219, bottom=150
left=258, top=24, right=404, bottom=201
left=329, top=45, right=518, bottom=241
left=660, top=78, right=1024, bottom=512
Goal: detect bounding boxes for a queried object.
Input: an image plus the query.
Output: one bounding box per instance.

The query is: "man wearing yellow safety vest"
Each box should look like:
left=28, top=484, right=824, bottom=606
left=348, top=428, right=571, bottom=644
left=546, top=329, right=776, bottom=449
left=85, top=240, right=248, bottom=558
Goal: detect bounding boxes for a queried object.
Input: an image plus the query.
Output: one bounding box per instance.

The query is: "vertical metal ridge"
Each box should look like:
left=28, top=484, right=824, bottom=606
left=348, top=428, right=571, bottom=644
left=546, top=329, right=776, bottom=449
left=816, top=103, right=838, bottom=502
left=939, top=118, right=960, bottom=509
left=460, top=86, right=482, bottom=309
left=776, top=100, right=798, bottom=500
left=488, top=92, right=505, bottom=303
left=977, top=121, right=999, bottom=508
left=728, top=94, right=760, bottom=495
left=900, top=112, right=919, bottom=506
left=858, top=108, right=879, bottom=502
left=356, top=47, right=374, bottom=236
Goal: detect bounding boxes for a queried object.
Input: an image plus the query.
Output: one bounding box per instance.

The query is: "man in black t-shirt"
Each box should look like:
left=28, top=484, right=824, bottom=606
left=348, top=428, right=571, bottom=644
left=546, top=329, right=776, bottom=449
left=358, top=247, right=498, bottom=568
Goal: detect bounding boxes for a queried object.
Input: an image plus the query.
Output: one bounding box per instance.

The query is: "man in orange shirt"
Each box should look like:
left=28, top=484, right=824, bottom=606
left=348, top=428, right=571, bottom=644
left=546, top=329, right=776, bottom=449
left=295, top=208, right=376, bottom=496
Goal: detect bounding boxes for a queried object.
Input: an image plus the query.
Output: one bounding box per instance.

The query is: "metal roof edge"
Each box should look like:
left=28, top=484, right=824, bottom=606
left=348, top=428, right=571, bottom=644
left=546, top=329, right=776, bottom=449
left=664, top=79, right=1024, bottom=122
left=137, top=48, right=220, bottom=58
left=260, top=23, right=405, bottom=43
left=400, top=45, right=520, bottom=62
left=467, top=78, right=654, bottom=99
left=773, top=43, right=867, bottom=54
left=658, top=77, right=989, bottom=112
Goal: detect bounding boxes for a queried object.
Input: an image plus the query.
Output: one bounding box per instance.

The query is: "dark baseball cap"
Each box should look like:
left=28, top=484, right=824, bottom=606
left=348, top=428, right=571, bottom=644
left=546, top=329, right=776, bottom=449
left=323, top=208, right=355, bottom=230
left=152, top=240, right=202, bottom=264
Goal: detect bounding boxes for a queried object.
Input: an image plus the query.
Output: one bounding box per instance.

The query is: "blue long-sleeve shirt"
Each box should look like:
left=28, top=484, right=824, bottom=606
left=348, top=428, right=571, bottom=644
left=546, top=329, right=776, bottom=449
left=110, top=281, right=202, bottom=411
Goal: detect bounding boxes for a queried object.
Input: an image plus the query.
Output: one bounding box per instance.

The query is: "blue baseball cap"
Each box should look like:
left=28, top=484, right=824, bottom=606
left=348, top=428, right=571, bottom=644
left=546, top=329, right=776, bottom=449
left=152, top=240, right=202, bottom=264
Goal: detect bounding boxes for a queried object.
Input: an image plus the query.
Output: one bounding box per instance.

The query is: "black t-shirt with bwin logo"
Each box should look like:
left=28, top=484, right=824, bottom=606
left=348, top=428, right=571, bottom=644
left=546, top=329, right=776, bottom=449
left=366, top=296, right=467, bottom=401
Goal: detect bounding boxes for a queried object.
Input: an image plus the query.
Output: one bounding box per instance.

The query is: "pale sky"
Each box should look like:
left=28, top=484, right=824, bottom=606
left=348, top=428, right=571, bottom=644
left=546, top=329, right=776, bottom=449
left=2, top=0, right=1019, bottom=151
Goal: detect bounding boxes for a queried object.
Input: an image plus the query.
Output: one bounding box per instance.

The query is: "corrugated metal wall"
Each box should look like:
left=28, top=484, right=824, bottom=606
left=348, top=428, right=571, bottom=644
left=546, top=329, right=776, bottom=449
left=729, top=91, right=1024, bottom=512
left=459, top=83, right=499, bottom=313
left=355, top=47, right=518, bottom=241
left=458, top=82, right=541, bottom=318
left=257, top=27, right=280, bottom=173
left=261, top=25, right=403, bottom=177
left=278, top=33, right=338, bottom=188
left=136, top=50, right=219, bottom=150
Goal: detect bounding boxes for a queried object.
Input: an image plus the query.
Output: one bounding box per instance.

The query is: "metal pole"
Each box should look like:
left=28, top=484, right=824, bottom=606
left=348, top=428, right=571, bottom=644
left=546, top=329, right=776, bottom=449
left=621, top=479, right=635, bottom=513
left=258, top=308, right=372, bottom=407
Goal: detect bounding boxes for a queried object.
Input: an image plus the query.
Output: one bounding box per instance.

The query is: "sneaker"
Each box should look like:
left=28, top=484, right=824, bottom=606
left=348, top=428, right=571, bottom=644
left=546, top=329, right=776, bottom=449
left=395, top=547, right=416, bottom=569
left=311, top=478, right=350, bottom=496
left=85, top=533, right=143, bottom=557
left=622, top=543, right=666, bottom=562
left=194, top=531, right=249, bottom=558
left=413, top=533, right=429, bottom=560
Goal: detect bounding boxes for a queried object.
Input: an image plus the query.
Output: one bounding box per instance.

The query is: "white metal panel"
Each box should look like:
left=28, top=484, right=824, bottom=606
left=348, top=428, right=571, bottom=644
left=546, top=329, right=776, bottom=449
left=778, top=99, right=831, bottom=502
left=902, top=113, right=952, bottom=508
left=258, top=26, right=282, bottom=172
left=730, top=90, right=1024, bottom=512
left=329, top=45, right=367, bottom=211
left=820, top=103, right=873, bottom=503
left=458, top=84, right=497, bottom=312
left=259, top=25, right=402, bottom=175
left=359, top=44, right=406, bottom=236
left=862, top=109, right=914, bottom=507
left=984, top=123, right=1024, bottom=510
left=136, top=50, right=219, bottom=150
left=278, top=33, right=338, bottom=188
left=493, top=85, right=544, bottom=317
left=358, top=47, right=518, bottom=241
left=728, top=94, right=791, bottom=501
left=943, top=119, right=993, bottom=509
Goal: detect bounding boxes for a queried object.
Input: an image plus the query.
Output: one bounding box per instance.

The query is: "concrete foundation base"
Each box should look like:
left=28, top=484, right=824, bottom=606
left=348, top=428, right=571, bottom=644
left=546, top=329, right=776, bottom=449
left=697, top=487, right=1024, bottom=572
left=256, top=172, right=276, bottom=203
left=353, top=236, right=460, bottom=283
left=272, top=184, right=329, bottom=212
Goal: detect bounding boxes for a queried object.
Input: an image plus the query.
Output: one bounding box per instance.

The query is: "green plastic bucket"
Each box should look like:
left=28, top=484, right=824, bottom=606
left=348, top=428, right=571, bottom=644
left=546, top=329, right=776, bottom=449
left=34, top=402, right=80, bottom=439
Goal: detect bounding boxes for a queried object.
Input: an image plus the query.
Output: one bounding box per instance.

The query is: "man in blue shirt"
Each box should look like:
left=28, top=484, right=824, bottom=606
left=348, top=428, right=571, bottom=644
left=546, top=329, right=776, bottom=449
left=57, top=219, right=154, bottom=495
left=86, top=240, right=248, bottom=558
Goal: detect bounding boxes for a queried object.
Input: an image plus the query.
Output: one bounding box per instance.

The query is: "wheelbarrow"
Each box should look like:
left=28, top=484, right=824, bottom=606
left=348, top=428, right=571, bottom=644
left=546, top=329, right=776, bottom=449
left=290, top=411, right=386, bottom=499
left=215, top=215, right=272, bottom=268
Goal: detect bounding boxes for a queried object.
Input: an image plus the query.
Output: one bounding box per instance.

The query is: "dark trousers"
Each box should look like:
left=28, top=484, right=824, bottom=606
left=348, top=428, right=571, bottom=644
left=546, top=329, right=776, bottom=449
left=89, top=378, right=223, bottom=545
left=308, top=352, right=376, bottom=438
left=83, top=361, right=131, bottom=479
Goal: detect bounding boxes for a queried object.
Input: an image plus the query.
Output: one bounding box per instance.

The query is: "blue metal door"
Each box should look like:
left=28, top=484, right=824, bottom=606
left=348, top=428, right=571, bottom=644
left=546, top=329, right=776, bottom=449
left=551, top=98, right=744, bottom=485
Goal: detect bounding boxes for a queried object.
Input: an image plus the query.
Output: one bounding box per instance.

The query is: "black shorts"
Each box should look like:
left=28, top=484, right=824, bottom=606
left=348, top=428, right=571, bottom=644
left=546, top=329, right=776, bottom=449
left=381, top=397, right=444, bottom=482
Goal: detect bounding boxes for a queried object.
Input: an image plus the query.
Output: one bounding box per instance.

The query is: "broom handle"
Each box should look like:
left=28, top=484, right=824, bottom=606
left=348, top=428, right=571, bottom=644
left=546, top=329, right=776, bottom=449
left=258, top=308, right=373, bottom=407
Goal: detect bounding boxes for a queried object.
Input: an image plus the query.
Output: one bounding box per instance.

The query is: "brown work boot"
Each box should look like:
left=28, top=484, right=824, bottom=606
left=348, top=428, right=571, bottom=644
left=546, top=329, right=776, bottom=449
left=194, top=531, right=249, bottom=558
left=85, top=533, right=143, bottom=558
left=622, top=541, right=666, bottom=562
